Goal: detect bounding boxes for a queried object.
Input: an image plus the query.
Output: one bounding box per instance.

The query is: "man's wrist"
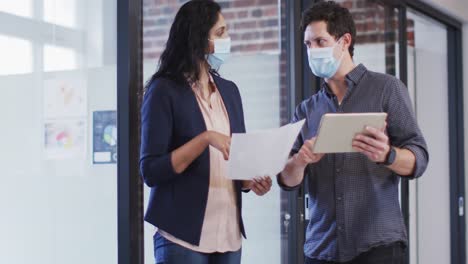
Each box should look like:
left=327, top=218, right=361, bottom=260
left=378, top=146, right=397, bottom=166
left=291, top=154, right=307, bottom=169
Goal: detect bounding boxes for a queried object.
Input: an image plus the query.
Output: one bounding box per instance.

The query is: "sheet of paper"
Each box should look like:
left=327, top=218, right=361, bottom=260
left=227, top=119, right=305, bottom=180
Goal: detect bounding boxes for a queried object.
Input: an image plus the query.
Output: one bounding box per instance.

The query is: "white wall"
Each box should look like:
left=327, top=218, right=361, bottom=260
left=422, top=0, right=468, bottom=23
left=0, top=1, right=118, bottom=263
left=0, top=69, right=118, bottom=264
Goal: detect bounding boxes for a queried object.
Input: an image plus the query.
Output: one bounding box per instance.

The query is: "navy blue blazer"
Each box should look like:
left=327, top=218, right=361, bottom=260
left=140, top=74, right=247, bottom=246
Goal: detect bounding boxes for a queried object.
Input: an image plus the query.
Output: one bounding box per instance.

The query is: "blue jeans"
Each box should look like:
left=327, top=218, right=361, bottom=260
left=154, top=232, right=242, bottom=264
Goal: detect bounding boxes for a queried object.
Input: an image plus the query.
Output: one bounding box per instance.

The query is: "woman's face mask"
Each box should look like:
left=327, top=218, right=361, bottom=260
left=307, top=37, right=344, bottom=79
left=206, top=37, right=231, bottom=71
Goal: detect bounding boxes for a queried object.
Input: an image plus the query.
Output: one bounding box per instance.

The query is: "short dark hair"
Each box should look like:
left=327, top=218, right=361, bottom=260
left=301, top=1, right=356, bottom=57
left=149, top=0, right=221, bottom=86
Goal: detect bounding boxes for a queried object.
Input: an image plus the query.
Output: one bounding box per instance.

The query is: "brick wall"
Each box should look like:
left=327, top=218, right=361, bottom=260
left=337, top=0, right=415, bottom=75
left=143, top=0, right=281, bottom=61
left=339, top=0, right=415, bottom=45
left=142, top=0, right=415, bottom=127
left=143, top=0, right=289, bottom=126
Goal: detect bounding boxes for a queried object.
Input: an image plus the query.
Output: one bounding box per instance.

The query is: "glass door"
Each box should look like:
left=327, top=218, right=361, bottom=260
left=406, top=9, right=451, bottom=264
left=300, top=0, right=400, bottom=263
left=141, top=1, right=291, bottom=263
left=298, top=2, right=462, bottom=264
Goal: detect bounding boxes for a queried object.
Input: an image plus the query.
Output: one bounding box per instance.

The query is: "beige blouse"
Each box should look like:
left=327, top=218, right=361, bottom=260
left=158, top=74, right=241, bottom=253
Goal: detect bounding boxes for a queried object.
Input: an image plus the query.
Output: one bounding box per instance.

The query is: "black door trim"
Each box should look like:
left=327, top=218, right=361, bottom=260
left=117, top=0, right=144, bottom=263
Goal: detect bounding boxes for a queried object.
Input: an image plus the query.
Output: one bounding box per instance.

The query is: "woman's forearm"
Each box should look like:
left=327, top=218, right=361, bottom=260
left=171, top=132, right=210, bottom=174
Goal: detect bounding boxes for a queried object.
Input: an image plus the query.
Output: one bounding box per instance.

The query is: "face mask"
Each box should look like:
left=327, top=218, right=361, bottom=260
left=206, top=37, right=231, bottom=71
left=307, top=38, right=344, bottom=79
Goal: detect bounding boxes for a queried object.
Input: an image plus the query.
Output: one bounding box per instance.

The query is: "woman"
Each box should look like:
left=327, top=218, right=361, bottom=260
left=140, top=1, right=272, bottom=263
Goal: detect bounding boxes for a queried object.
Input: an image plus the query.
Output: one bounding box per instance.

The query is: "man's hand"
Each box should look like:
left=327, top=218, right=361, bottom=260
left=278, top=138, right=323, bottom=188
left=243, top=176, right=272, bottom=196
left=352, top=125, right=390, bottom=163
left=292, top=137, right=324, bottom=167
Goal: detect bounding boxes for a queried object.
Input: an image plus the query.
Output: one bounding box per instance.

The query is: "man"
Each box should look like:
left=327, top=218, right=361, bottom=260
left=277, top=1, right=428, bottom=264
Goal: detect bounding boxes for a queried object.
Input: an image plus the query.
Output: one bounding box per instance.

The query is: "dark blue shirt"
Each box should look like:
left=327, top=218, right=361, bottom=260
left=279, top=64, right=428, bottom=262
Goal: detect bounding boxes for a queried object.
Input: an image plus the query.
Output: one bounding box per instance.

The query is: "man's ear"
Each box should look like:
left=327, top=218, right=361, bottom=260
left=342, top=33, right=352, bottom=49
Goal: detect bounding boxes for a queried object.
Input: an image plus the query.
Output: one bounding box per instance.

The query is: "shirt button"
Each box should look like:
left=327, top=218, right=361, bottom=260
left=336, top=168, right=341, bottom=173
left=338, top=226, right=343, bottom=231
left=337, top=196, right=342, bottom=201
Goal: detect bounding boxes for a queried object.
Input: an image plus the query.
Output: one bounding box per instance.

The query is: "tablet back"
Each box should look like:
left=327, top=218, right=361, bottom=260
left=313, top=113, right=387, bottom=153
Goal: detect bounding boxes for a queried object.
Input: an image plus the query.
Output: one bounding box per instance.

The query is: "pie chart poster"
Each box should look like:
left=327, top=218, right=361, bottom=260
left=93, top=110, right=117, bottom=164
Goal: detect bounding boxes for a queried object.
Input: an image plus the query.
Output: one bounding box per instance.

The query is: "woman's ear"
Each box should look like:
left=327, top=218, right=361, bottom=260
left=207, top=39, right=214, bottom=54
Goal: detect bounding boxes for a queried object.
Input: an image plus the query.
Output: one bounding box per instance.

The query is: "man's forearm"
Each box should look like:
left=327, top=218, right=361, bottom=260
left=387, top=147, right=416, bottom=176
left=279, top=156, right=307, bottom=187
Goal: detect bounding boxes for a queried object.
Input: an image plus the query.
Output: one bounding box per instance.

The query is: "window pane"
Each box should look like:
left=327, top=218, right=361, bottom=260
left=0, top=35, right=33, bottom=75
left=0, top=0, right=32, bottom=18
left=43, top=44, right=79, bottom=72
left=43, top=0, right=79, bottom=28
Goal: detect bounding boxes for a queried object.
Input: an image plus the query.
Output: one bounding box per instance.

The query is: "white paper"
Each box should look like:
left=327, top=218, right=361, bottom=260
left=43, top=75, right=87, bottom=119
left=227, top=119, right=305, bottom=180
left=44, top=119, right=86, bottom=160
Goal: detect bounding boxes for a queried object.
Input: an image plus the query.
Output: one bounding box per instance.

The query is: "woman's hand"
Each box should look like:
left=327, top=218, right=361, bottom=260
left=205, top=131, right=231, bottom=160
left=243, top=176, right=273, bottom=196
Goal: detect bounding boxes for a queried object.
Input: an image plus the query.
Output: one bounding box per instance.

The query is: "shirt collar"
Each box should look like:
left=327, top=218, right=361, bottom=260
left=346, top=63, right=367, bottom=85
left=322, top=63, right=368, bottom=97
left=189, top=72, right=215, bottom=90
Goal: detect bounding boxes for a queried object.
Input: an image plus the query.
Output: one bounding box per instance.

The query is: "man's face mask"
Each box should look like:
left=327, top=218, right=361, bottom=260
left=206, top=37, right=231, bottom=71
left=307, top=37, right=344, bottom=79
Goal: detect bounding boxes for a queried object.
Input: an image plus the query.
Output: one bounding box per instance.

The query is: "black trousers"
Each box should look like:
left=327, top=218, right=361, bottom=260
left=305, top=242, right=406, bottom=264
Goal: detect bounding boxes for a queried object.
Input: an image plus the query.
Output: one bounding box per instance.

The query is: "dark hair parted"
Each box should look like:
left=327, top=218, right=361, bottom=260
left=301, top=1, right=356, bottom=57
left=148, top=0, right=221, bottom=86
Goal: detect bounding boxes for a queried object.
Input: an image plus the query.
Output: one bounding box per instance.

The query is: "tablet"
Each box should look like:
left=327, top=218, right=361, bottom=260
left=312, top=113, right=387, bottom=153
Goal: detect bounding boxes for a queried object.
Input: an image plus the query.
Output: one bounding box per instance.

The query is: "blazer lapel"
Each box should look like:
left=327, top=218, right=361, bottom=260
left=183, top=83, right=207, bottom=134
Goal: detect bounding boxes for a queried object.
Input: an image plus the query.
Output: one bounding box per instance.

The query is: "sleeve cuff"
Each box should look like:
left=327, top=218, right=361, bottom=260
left=140, top=153, right=179, bottom=187
left=276, top=172, right=302, bottom=191
left=401, top=144, right=429, bottom=179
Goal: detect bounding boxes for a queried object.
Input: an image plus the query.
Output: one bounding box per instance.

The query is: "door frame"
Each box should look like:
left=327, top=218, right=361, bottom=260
left=117, top=0, right=144, bottom=263
left=390, top=1, right=465, bottom=263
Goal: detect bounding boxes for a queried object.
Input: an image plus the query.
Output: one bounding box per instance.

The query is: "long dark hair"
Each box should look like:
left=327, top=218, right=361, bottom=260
left=147, top=0, right=221, bottom=87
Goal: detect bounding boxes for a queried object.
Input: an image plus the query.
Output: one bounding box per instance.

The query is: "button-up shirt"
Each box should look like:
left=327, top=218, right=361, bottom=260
left=279, top=64, right=428, bottom=262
